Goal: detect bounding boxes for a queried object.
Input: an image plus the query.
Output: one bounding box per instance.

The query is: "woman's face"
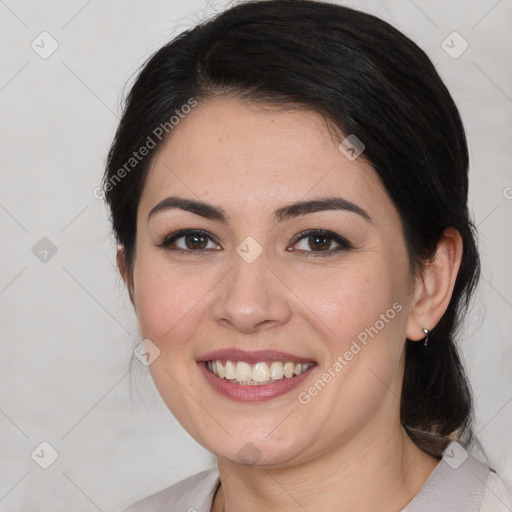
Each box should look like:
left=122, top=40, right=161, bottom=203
left=126, top=97, right=419, bottom=467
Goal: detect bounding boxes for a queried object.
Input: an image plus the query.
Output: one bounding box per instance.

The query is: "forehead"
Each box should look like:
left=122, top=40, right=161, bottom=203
left=139, top=98, right=396, bottom=224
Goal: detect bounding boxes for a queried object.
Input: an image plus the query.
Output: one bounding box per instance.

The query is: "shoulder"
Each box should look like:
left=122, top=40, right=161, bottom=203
left=403, top=441, right=511, bottom=512
left=120, top=466, right=220, bottom=512
left=480, top=470, right=512, bottom=512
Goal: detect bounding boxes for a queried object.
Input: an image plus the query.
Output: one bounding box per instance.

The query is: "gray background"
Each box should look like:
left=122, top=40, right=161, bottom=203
left=0, top=0, right=511, bottom=510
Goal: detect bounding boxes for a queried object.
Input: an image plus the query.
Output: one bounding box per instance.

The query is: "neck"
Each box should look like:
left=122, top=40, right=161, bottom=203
left=212, top=425, right=439, bottom=512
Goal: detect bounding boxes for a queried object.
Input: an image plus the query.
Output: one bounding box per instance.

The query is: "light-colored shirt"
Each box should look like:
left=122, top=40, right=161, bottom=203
left=121, top=441, right=512, bottom=511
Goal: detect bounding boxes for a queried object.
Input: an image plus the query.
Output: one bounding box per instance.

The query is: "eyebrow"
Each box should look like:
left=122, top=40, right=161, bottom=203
left=147, top=195, right=372, bottom=224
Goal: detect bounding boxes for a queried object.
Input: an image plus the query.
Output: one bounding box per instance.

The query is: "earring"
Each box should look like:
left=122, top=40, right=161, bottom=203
left=422, top=328, right=430, bottom=347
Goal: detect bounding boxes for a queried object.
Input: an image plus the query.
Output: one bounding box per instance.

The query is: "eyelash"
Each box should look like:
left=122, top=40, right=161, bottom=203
left=157, top=229, right=353, bottom=257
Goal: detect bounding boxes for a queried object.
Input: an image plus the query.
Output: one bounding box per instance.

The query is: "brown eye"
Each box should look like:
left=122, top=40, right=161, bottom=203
left=307, top=234, right=333, bottom=252
left=183, top=233, right=208, bottom=250
left=158, top=229, right=221, bottom=253
left=291, top=229, right=352, bottom=256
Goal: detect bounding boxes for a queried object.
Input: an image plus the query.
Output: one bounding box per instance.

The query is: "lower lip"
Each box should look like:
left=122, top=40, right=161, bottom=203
left=198, top=362, right=316, bottom=402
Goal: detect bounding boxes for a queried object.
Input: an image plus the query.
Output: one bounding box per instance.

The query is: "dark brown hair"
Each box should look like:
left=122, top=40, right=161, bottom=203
left=103, top=0, right=480, bottom=456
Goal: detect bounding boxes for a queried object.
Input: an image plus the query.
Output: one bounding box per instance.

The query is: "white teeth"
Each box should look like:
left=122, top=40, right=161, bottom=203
left=270, top=361, right=284, bottom=380
left=225, top=360, right=236, bottom=380
left=235, top=361, right=252, bottom=382
left=216, top=360, right=225, bottom=378
left=252, top=362, right=270, bottom=382
left=207, top=359, right=313, bottom=384
left=283, top=362, right=295, bottom=378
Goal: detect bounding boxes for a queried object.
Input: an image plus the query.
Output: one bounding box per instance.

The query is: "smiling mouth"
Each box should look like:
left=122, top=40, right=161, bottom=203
left=206, top=359, right=315, bottom=385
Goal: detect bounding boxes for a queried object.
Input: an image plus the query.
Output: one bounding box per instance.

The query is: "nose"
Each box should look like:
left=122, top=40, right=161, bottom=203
left=211, top=252, right=292, bottom=334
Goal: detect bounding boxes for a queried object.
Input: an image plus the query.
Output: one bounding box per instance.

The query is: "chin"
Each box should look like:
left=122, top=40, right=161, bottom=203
left=196, top=424, right=313, bottom=468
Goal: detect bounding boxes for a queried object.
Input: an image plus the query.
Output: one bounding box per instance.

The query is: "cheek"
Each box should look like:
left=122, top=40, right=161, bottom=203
left=306, top=262, right=408, bottom=403
left=132, top=254, right=213, bottom=347
left=298, top=262, right=402, bottom=350
left=291, top=273, right=406, bottom=440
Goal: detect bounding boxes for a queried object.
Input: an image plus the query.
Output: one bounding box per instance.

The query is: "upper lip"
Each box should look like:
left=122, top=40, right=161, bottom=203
left=197, top=349, right=315, bottom=364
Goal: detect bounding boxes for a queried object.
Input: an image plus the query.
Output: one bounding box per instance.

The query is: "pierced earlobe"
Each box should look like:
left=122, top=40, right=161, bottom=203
left=422, top=328, right=430, bottom=347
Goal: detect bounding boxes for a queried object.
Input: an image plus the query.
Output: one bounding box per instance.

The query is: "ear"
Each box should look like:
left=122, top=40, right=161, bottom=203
left=116, top=245, right=136, bottom=309
left=406, top=228, right=463, bottom=342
